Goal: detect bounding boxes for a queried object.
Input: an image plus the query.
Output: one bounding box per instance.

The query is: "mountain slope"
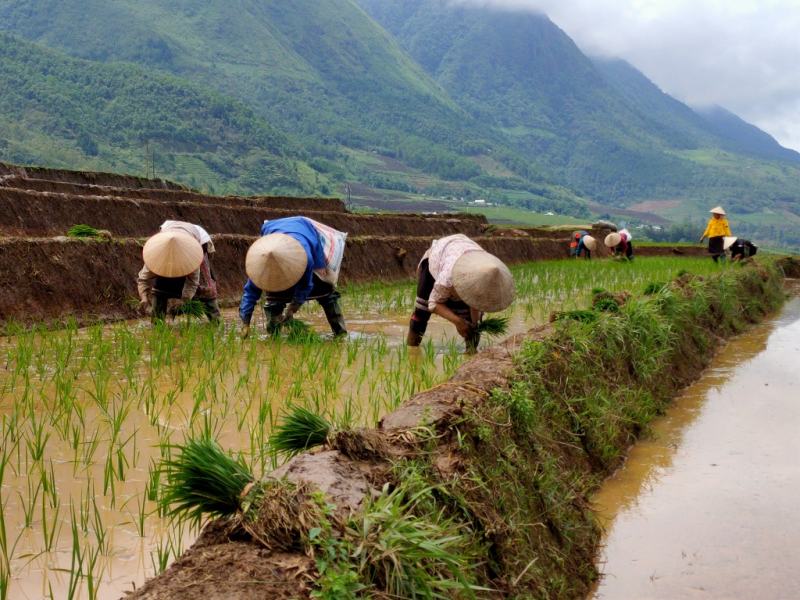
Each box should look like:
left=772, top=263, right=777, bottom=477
left=0, top=32, right=316, bottom=194
left=593, top=58, right=800, bottom=164
left=0, top=0, right=497, bottom=181
left=358, top=0, right=800, bottom=215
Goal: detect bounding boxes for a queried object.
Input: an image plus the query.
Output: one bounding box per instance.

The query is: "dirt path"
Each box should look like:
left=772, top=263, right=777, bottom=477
left=591, top=291, right=800, bottom=599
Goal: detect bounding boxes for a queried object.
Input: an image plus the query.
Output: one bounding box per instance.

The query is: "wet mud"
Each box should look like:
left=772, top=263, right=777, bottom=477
left=592, top=293, right=800, bottom=599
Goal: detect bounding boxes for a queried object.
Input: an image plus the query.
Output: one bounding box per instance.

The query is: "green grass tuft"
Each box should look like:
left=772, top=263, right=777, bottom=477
left=67, top=224, right=101, bottom=238
left=160, top=438, right=253, bottom=524
left=270, top=406, right=331, bottom=457
left=643, top=281, right=667, bottom=295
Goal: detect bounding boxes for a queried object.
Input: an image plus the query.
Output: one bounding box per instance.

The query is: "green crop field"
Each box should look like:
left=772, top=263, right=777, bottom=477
left=0, top=256, right=732, bottom=598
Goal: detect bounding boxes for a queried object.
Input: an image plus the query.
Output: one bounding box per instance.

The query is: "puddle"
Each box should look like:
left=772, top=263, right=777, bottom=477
left=591, top=295, right=800, bottom=599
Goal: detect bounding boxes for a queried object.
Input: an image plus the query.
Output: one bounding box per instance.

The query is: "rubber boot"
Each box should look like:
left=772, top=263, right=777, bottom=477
left=407, top=323, right=423, bottom=347
left=264, top=303, right=284, bottom=335
left=322, top=298, right=348, bottom=337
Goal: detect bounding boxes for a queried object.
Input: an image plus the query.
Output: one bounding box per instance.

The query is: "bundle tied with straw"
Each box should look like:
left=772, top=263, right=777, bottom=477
left=160, top=437, right=320, bottom=550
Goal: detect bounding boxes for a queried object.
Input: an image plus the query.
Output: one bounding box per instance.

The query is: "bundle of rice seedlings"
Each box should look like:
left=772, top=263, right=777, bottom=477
left=160, top=438, right=322, bottom=549
left=284, top=319, right=322, bottom=343
left=270, top=405, right=332, bottom=457
left=169, top=299, right=207, bottom=319
left=474, top=316, right=509, bottom=338
left=67, top=224, right=101, bottom=238
left=160, top=438, right=253, bottom=524
left=593, top=297, right=620, bottom=312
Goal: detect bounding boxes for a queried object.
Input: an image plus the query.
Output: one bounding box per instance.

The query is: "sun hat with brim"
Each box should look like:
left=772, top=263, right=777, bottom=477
left=451, top=251, right=515, bottom=313
left=604, top=232, right=621, bottom=248
left=583, top=235, right=597, bottom=251
left=723, top=236, right=738, bottom=250
left=143, top=231, right=203, bottom=278
left=245, top=233, right=307, bottom=291
left=709, top=206, right=726, bottom=215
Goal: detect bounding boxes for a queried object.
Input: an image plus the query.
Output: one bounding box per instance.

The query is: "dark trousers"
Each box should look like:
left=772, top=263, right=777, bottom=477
left=708, top=236, right=725, bottom=262
left=263, top=275, right=346, bottom=336
left=409, top=258, right=479, bottom=350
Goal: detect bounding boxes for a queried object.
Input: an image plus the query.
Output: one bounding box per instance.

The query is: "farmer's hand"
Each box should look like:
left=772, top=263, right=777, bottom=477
left=455, top=318, right=474, bottom=339
left=240, top=323, right=250, bottom=339
left=137, top=299, right=152, bottom=316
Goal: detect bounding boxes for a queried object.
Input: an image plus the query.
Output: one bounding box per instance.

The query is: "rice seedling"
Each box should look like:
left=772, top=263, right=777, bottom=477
left=160, top=438, right=253, bottom=524
left=475, top=316, right=509, bottom=338
left=269, top=406, right=332, bottom=457
left=66, top=224, right=101, bottom=238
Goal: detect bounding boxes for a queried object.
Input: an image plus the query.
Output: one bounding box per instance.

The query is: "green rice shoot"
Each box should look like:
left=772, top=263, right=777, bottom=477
left=475, top=316, right=509, bottom=337
left=270, top=406, right=331, bottom=457
left=67, top=224, right=101, bottom=238
left=160, top=438, right=253, bottom=524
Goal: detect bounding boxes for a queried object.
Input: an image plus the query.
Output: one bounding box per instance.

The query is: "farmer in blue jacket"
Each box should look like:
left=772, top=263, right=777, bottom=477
left=239, top=217, right=347, bottom=337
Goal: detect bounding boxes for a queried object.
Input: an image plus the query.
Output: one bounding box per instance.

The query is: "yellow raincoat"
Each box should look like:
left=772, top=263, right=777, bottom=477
left=702, top=217, right=731, bottom=239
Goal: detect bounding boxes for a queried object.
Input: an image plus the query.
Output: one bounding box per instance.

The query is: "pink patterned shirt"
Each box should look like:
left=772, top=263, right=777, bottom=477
left=424, top=234, right=483, bottom=311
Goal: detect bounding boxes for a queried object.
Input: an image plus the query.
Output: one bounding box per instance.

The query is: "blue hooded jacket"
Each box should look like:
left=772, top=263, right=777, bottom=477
left=239, top=217, right=327, bottom=323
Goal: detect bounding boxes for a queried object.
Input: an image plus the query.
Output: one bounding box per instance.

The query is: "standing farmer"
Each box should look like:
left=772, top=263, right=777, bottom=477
left=699, top=206, right=732, bottom=262
left=137, top=221, right=221, bottom=322
left=407, top=234, right=515, bottom=352
left=239, top=216, right=347, bottom=337
left=604, top=229, right=634, bottom=260
left=570, top=230, right=597, bottom=259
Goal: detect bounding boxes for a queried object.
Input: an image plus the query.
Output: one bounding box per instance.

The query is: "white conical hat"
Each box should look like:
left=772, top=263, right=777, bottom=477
left=245, top=233, right=307, bottom=291
left=709, top=206, right=726, bottom=215
left=143, top=231, right=203, bottom=278
left=723, top=236, right=738, bottom=250
left=583, top=235, right=597, bottom=251
left=451, top=251, right=515, bottom=313
left=604, top=232, right=621, bottom=247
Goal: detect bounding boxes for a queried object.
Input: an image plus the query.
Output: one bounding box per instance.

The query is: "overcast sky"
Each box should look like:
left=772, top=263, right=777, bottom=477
left=456, top=0, right=800, bottom=151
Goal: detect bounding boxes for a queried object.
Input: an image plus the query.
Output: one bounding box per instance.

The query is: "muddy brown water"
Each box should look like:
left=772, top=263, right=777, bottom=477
left=592, top=294, right=800, bottom=599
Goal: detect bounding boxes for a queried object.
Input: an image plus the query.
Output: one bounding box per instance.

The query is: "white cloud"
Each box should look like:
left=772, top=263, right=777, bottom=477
left=453, top=0, right=800, bottom=150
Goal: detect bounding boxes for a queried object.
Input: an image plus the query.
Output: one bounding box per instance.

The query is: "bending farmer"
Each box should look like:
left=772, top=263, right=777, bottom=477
left=604, top=229, right=634, bottom=260
left=570, top=230, right=597, bottom=259
left=137, top=221, right=220, bottom=322
left=724, top=236, right=758, bottom=262
left=239, top=216, right=347, bottom=337
left=407, top=234, right=515, bottom=352
left=699, top=206, right=732, bottom=262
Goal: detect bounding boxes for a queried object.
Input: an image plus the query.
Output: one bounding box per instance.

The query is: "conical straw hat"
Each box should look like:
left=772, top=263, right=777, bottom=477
left=143, top=231, right=203, bottom=278
left=583, top=235, right=597, bottom=251
left=709, top=206, right=726, bottom=215
left=451, top=251, right=515, bottom=313
left=723, top=236, right=738, bottom=250
left=604, top=232, right=621, bottom=248
left=245, top=233, right=307, bottom=291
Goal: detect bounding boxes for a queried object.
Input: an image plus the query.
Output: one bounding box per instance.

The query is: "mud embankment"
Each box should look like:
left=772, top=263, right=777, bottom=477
left=128, top=259, right=793, bottom=600
left=0, top=177, right=348, bottom=212
left=0, top=161, right=185, bottom=190
left=0, top=188, right=484, bottom=238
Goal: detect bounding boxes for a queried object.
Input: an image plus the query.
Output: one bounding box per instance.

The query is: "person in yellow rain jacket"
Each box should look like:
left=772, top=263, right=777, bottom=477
left=699, top=206, right=732, bottom=262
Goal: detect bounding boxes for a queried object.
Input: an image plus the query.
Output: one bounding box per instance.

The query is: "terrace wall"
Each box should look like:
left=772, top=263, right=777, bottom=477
left=0, top=189, right=486, bottom=238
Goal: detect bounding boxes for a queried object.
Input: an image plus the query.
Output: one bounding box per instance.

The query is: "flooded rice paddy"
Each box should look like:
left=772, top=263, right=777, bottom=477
left=0, top=258, right=721, bottom=599
left=592, top=290, right=800, bottom=599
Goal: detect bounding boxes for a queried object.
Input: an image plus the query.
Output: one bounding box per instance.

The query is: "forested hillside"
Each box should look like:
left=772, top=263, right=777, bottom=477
left=1, top=0, right=798, bottom=247
left=0, top=33, right=319, bottom=194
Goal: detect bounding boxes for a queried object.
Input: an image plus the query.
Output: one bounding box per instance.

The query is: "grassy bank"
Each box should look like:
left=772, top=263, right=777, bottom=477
left=142, top=258, right=792, bottom=599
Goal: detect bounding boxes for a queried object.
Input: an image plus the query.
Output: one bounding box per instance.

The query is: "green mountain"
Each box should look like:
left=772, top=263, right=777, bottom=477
left=1, top=0, right=799, bottom=246
left=358, top=0, right=800, bottom=217
left=0, top=32, right=318, bottom=194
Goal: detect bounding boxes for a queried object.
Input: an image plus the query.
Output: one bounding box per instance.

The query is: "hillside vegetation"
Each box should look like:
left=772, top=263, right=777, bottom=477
left=0, top=33, right=318, bottom=195
left=0, top=0, right=798, bottom=246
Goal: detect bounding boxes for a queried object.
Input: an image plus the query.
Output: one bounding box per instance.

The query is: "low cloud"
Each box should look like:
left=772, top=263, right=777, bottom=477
left=453, top=0, right=800, bottom=150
